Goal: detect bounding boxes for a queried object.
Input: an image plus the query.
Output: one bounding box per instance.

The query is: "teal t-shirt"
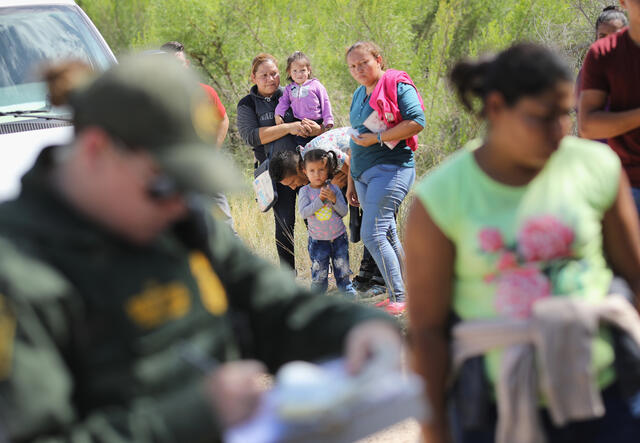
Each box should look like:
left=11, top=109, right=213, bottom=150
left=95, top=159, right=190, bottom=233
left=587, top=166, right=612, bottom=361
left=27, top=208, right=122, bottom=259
left=415, top=136, right=621, bottom=388
left=349, top=83, right=425, bottom=178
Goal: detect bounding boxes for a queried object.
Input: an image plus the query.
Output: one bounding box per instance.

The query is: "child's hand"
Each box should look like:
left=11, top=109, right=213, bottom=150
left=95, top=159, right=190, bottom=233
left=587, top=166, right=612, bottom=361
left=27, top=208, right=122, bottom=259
left=274, top=115, right=284, bottom=125
left=320, top=186, right=336, bottom=204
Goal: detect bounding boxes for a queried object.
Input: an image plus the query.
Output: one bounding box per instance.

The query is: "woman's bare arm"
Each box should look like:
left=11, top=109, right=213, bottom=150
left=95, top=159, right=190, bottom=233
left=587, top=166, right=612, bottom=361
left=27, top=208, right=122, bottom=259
left=405, top=198, right=455, bottom=443
left=258, top=122, right=302, bottom=145
left=602, top=172, right=640, bottom=310
left=579, top=90, right=640, bottom=139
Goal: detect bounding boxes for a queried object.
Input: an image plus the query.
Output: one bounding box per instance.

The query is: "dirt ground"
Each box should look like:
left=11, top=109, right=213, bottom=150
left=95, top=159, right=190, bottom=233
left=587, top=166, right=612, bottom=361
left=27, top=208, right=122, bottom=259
left=357, top=418, right=421, bottom=443
left=355, top=291, right=419, bottom=442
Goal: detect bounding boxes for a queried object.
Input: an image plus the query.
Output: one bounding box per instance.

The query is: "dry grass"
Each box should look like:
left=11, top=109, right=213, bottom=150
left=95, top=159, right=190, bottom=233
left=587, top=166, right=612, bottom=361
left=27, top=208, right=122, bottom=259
left=227, top=179, right=414, bottom=293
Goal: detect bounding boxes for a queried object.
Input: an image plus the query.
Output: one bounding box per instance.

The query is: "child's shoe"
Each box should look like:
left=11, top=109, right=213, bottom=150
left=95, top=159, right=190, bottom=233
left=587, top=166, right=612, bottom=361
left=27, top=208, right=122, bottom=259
left=385, top=302, right=406, bottom=315
left=374, top=298, right=390, bottom=308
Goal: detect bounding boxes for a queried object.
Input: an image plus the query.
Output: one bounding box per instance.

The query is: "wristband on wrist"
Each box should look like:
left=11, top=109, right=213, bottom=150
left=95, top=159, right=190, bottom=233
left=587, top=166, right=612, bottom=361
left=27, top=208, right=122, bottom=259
left=377, top=132, right=383, bottom=144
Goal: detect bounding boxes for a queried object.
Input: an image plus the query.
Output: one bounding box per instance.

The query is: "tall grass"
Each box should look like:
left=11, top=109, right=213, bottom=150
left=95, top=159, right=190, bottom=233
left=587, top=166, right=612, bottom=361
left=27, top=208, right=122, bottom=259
left=226, top=169, right=416, bottom=287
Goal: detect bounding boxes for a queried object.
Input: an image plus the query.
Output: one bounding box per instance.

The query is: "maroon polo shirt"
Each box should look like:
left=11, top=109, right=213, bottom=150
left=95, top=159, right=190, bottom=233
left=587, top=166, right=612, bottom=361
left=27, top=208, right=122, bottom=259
left=581, top=28, right=640, bottom=187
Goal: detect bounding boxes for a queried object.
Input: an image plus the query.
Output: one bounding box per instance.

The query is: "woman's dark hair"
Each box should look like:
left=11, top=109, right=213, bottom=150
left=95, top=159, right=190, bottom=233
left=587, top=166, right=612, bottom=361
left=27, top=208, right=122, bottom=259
left=269, top=150, right=301, bottom=183
left=250, top=53, right=278, bottom=78
left=301, top=149, right=338, bottom=179
left=449, top=43, right=572, bottom=114
left=160, top=41, right=184, bottom=53
left=345, top=41, right=386, bottom=69
left=285, top=51, right=313, bottom=82
left=595, top=6, right=628, bottom=38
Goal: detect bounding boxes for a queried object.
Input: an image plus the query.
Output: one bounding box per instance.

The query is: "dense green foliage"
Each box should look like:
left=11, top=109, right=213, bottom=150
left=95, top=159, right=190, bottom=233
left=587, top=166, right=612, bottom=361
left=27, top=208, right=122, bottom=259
left=77, top=0, right=613, bottom=173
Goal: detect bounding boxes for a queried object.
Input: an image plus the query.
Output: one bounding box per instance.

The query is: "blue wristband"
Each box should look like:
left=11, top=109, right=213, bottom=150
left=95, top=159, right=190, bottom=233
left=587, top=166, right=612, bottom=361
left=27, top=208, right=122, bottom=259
left=377, top=132, right=382, bottom=144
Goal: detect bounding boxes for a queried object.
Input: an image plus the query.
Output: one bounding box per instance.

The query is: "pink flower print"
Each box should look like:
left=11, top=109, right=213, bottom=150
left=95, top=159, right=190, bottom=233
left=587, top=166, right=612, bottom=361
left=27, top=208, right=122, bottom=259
left=496, top=252, right=518, bottom=271
left=478, top=228, right=504, bottom=253
left=494, top=267, right=551, bottom=319
left=484, top=274, right=497, bottom=284
left=517, top=215, right=574, bottom=262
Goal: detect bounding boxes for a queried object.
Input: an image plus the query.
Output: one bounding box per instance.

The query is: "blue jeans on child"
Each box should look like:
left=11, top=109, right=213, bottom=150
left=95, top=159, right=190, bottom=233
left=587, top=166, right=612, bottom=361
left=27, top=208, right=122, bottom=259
left=354, top=164, right=415, bottom=302
left=308, top=233, right=355, bottom=295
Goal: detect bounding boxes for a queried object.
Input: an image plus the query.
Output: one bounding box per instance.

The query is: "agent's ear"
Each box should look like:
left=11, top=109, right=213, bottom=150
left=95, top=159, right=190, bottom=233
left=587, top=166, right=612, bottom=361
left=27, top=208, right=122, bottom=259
left=75, top=126, right=114, bottom=169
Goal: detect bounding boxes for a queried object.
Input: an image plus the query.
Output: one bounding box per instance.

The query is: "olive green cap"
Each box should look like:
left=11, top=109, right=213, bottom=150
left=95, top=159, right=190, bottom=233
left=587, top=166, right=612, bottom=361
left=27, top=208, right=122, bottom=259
left=70, top=54, right=242, bottom=195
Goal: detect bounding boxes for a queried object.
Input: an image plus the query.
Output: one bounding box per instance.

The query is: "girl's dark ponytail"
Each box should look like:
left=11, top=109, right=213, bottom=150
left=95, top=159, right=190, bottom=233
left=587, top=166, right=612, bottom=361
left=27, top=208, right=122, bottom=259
left=325, top=150, right=338, bottom=179
left=449, top=43, right=572, bottom=114
left=449, top=58, right=493, bottom=113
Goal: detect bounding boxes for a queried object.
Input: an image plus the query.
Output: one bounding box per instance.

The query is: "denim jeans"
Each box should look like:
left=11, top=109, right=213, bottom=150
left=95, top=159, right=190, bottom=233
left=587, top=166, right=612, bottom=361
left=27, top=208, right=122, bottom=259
left=354, top=164, right=415, bottom=302
left=450, top=383, right=640, bottom=443
left=308, top=233, right=355, bottom=294
left=631, top=187, right=640, bottom=217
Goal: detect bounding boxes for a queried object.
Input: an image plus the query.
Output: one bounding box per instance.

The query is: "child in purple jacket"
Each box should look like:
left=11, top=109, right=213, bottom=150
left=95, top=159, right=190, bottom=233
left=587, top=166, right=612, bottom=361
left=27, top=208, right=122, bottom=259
left=275, top=51, right=334, bottom=130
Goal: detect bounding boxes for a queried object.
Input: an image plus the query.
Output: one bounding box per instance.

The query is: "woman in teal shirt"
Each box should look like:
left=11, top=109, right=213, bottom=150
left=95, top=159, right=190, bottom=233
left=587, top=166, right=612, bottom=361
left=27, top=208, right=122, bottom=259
left=345, top=41, right=425, bottom=314
left=406, top=43, right=640, bottom=443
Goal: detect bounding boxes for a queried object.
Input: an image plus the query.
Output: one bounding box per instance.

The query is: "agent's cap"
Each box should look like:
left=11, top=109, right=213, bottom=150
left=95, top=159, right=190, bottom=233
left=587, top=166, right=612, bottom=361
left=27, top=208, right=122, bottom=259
left=70, top=54, right=241, bottom=195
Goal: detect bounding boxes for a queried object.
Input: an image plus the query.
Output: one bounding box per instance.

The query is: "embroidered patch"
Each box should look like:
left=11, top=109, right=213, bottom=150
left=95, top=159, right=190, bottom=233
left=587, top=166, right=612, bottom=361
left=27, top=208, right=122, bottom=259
left=314, top=205, right=332, bottom=221
left=189, top=252, right=228, bottom=315
left=0, top=294, right=16, bottom=380
left=125, top=282, right=191, bottom=329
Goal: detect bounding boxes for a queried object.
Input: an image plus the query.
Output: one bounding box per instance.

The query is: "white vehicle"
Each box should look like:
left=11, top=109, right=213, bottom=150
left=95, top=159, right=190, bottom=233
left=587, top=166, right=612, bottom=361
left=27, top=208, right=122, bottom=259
left=0, top=0, right=116, bottom=201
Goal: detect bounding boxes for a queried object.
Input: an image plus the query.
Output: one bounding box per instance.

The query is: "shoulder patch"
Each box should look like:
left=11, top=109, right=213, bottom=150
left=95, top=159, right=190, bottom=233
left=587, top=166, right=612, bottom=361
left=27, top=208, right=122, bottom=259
left=189, top=252, right=228, bottom=315
left=0, top=294, right=16, bottom=380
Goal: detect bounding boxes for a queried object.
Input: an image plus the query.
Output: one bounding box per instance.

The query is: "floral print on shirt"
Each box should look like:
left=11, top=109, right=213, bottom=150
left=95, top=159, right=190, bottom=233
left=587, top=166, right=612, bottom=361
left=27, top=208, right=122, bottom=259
left=479, top=215, right=576, bottom=319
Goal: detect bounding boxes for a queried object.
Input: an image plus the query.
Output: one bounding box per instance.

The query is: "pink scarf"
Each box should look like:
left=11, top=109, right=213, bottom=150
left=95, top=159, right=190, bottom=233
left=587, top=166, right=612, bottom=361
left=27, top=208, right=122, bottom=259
left=369, top=69, right=424, bottom=151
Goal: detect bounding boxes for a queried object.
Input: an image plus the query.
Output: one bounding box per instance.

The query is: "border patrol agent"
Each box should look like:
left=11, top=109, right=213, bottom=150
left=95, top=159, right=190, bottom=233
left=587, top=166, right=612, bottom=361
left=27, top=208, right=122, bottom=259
left=0, top=55, right=399, bottom=442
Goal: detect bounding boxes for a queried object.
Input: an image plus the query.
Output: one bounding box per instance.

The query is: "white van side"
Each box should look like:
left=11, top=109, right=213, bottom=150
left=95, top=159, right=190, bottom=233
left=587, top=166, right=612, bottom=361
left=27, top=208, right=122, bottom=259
left=0, top=0, right=116, bottom=201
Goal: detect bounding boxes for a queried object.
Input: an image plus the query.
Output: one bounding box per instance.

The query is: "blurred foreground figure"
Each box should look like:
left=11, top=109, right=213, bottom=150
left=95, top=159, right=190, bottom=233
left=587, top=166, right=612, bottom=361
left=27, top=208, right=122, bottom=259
left=160, top=40, right=235, bottom=233
left=406, top=43, right=640, bottom=443
left=0, top=55, right=399, bottom=442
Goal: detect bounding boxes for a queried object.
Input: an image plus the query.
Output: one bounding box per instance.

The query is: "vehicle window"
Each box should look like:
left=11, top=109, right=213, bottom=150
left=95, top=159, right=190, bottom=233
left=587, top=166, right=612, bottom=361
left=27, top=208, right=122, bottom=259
left=0, top=5, right=112, bottom=115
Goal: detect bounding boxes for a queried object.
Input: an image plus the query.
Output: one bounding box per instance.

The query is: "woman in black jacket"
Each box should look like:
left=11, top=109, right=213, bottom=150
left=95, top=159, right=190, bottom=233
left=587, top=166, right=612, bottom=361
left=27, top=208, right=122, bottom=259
left=237, top=53, right=322, bottom=269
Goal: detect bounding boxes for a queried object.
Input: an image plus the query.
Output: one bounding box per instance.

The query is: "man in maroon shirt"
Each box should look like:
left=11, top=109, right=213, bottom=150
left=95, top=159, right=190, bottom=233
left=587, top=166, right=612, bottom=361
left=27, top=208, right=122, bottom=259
left=579, top=0, right=640, bottom=213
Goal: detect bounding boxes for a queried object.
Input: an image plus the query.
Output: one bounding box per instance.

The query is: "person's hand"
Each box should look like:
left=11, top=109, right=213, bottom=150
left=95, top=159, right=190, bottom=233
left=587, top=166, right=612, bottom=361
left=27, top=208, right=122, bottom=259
left=300, top=118, right=323, bottom=137
left=350, top=132, right=379, bottom=147
left=205, top=360, right=268, bottom=428
left=346, top=183, right=359, bottom=207
left=320, top=185, right=336, bottom=204
left=344, top=320, right=402, bottom=375
left=331, top=171, right=348, bottom=188
left=274, top=115, right=284, bottom=125
left=286, top=121, right=305, bottom=136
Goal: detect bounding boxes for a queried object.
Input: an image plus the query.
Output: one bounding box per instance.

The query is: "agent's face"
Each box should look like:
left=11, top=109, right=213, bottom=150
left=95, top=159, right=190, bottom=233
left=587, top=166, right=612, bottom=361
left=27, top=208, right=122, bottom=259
left=347, top=48, right=383, bottom=88
left=251, top=60, right=280, bottom=97
left=596, top=19, right=626, bottom=40
left=488, top=81, right=574, bottom=171
left=289, top=61, right=310, bottom=85
left=84, top=134, right=188, bottom=244
left=303, top=159, right=329, bottom=187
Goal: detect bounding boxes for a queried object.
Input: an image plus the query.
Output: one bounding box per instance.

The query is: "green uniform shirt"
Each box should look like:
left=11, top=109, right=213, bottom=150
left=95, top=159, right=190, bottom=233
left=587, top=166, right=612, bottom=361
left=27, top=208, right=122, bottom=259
left=0, top=147, right=392, bottom=442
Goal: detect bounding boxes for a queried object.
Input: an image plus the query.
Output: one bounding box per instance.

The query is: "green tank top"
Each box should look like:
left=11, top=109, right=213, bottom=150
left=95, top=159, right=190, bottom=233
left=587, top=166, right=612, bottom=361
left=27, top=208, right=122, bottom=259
left=415, top=136, right=621, bottom=389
